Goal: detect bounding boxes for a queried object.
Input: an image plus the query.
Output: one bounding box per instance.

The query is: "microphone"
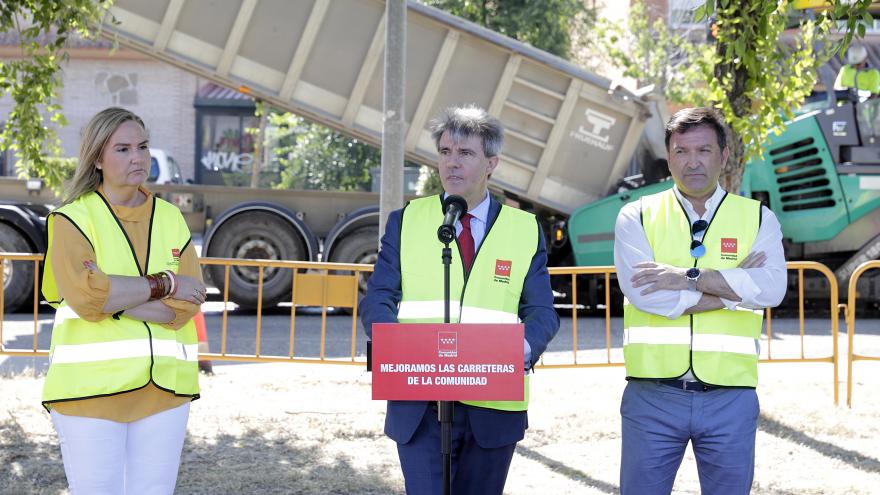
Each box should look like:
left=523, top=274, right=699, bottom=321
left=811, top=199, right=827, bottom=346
left=437, top=195, right=468, bottom=244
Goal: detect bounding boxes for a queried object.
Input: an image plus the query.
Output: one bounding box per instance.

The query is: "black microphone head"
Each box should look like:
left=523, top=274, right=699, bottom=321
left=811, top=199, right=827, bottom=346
left=443, top=195, right=468, bottom=216
left=437, top=224, right=456, bottom=244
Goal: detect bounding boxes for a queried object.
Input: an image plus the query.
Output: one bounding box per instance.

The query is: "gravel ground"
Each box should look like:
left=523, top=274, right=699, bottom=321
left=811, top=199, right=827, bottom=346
left=2, top=351, right=879, bottom=494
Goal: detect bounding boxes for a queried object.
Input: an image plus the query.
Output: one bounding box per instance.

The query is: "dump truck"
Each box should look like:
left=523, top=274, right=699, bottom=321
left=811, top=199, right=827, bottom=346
left=0, top=0, right=666, bottom=311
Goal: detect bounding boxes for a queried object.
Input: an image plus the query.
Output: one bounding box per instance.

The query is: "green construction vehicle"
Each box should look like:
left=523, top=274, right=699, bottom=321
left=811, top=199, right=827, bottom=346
left=567, top=97, right=880, bottom=309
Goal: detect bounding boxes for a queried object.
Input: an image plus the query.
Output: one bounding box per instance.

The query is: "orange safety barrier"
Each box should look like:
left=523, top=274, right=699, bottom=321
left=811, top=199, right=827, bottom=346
left=0, top=253, right=373, bottom=366
left=845, top=260, right=880, bottom=407
left=546, top=262, right=841, bottom=404
left=774, top=262, right=841, bottom=406
left=0, top=252, right=844, bottom=404
left=545, top=266, right=618, bottom=369
left=0, top=253, right=46, bottom=358
left=197, top=257, right=371, bottom=365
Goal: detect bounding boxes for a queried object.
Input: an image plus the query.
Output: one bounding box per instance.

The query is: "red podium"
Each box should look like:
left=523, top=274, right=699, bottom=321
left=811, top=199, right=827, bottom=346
left=371, top=323, right=524, bottom=401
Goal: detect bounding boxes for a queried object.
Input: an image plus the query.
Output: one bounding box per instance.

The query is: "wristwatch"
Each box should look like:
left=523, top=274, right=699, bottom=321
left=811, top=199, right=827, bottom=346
left=686, top=267, right=701, bottom=291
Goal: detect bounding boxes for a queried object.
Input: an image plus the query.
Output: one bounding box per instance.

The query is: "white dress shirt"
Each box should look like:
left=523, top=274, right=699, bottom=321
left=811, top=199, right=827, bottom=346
left=614, top=184, right=787, bottom=320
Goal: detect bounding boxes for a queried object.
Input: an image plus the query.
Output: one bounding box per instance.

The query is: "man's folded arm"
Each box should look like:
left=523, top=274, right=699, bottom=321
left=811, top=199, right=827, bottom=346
left=614, top=202, right=701, bottom=319
left=713, top=206, right=787, bottom=310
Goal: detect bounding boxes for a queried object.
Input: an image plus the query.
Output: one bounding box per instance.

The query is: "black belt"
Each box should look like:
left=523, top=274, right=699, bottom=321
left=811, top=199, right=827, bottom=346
left=658, top=380, right=717, bottom=392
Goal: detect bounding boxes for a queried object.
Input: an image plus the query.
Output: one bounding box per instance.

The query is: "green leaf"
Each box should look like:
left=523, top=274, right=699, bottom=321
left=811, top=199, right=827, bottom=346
left=694, top=2, right=707, bottom=21
left=0, top=0, right=114, bottom=179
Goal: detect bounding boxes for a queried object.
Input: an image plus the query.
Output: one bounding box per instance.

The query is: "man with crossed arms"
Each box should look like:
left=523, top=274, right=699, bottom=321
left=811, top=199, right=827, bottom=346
left=614, top=107, right=786, bottom=494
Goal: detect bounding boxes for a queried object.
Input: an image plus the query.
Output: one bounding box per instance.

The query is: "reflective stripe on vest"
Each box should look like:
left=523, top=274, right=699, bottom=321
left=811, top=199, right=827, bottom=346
left=41, top=191, right=199, bottom=407
left=624, top=326, right=759, bottom=355
left=51, top=339, right=199, bottom=364
left=623, top=189, right=763, bottom=387
left=397, top=300, right=520, bottom=324
left=399, top=195, right=537, bottom=411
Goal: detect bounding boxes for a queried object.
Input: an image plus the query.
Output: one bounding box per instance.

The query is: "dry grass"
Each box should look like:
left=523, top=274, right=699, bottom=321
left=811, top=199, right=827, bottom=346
left=2, top=356, right=879, bottom=494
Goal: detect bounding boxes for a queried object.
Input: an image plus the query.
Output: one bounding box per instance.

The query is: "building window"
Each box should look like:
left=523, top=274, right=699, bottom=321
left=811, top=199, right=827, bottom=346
left=196, top=111, right=260, bottom=186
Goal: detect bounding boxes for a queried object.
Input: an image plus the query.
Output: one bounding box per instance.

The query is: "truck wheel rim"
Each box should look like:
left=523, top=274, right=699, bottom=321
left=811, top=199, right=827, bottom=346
left=356, top=252, right=378, bottom=293
left=234, top=239, right=279, bottom=283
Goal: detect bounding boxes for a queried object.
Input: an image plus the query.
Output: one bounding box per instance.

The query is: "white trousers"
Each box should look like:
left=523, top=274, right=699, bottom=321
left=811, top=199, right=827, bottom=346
left=51, top=402, right=190, bottom=495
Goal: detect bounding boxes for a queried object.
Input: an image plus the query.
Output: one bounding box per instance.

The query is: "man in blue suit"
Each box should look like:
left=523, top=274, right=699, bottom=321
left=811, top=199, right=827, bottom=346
left=361, top=105, right=559, bottom=494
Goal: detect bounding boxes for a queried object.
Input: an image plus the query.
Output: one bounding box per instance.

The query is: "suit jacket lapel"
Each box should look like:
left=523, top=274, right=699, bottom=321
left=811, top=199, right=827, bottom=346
left=486, top=196, right=501, bottom=231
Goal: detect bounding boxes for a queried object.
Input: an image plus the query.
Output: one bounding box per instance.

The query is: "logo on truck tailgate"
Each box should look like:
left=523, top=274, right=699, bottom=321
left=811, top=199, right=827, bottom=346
left=570, top=108, right=617, bottom=151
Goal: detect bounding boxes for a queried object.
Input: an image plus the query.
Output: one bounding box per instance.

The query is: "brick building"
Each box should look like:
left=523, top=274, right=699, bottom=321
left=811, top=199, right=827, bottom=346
left=0, top=32, right=252, bottom=183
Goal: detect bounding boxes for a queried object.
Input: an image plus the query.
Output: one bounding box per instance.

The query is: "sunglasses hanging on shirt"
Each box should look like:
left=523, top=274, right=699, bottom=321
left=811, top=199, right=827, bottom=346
left=690, top=220, right=709, bottom=259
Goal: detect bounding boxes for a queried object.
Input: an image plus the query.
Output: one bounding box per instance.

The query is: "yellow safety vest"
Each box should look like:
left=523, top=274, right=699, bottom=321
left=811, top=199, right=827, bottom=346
left=836, top=65, right=880, bottom=94
left=399, top=195, right=537, bottom=411
left=41, top=191, right=199, bottom=408
left=623, top=189, right=764, bottom=387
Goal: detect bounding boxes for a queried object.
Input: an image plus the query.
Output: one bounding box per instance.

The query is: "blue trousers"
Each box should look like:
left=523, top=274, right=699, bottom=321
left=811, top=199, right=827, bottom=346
left=396, top=404, right=517, bottom=495
left=620, top=380, right=759, bottom=495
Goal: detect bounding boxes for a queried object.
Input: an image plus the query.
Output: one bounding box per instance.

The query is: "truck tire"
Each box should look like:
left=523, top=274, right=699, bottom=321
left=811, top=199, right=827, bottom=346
left=207, top=211, right=306, bottom=309
left=0, top=223, right=35, bottom=313
left=328, top=227, right=379, bottom=302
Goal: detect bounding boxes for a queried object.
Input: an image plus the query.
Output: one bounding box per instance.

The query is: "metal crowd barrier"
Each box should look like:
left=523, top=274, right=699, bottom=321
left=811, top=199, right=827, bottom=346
left=777, top=262, right=841, bottom=406
left=0, top=253, right=45, bottom=357
left=0, top=253, right=373, bottom=365
left=198, top=257, right=372, bottom=365
left=544, top=262, right=841, bottom=405
left=544, top=266, right=617, bottom=368
left=0, top=254, right=845, bottom=405
left=845, top=260, right=880, bottom=407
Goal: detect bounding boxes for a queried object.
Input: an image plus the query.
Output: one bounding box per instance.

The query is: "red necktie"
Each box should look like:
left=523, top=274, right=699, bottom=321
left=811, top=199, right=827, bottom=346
left=459, top=213, right=475, bottom=271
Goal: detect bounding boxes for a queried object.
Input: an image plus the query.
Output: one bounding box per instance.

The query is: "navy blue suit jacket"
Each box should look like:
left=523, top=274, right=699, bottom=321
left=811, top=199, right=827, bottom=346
left=361, top=195, right=559, bottom=448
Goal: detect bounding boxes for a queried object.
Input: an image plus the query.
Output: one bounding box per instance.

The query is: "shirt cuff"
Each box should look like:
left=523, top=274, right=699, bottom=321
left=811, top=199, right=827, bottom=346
left=160, top=298, right=200, bottom=330
left=524, top=338, right=532, bottom=368
left=719, top=297, right=740, bottom=311
left=668, top=289, right=703, bottom=319
left=719, top=268, right=760, bottom=305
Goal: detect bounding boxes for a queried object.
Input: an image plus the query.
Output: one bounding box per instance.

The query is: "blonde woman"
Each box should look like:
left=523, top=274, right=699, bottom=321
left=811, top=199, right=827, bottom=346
left=42, top=107, right=206, bottom=494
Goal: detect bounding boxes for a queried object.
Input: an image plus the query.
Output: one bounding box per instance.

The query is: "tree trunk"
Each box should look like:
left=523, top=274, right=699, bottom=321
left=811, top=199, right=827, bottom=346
left=721, top=135, right=744, bottom=193
left=713, top=2, right=751, bottom=194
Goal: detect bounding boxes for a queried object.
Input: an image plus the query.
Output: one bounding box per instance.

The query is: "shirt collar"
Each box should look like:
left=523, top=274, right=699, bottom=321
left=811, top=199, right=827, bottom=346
left=97, top=184, right=154, bottom=222
left=442, top=191, right=490, bottom=225
left=672, top=183, right=725, bottom=219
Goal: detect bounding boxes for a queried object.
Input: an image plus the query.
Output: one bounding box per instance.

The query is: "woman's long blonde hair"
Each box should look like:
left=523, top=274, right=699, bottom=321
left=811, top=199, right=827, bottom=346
left=62, top=107, right=148, bottom=205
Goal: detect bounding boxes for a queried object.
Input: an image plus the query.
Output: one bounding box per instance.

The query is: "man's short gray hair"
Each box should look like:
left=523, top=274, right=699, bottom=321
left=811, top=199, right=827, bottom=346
left=430, top=105, right=504, bottom=157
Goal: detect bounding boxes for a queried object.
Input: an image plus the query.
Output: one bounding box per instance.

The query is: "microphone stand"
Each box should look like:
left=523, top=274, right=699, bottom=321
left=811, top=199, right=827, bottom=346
left=439, top=237, right=454, bottom=495
left=436, top=195, right=465, bottom=495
